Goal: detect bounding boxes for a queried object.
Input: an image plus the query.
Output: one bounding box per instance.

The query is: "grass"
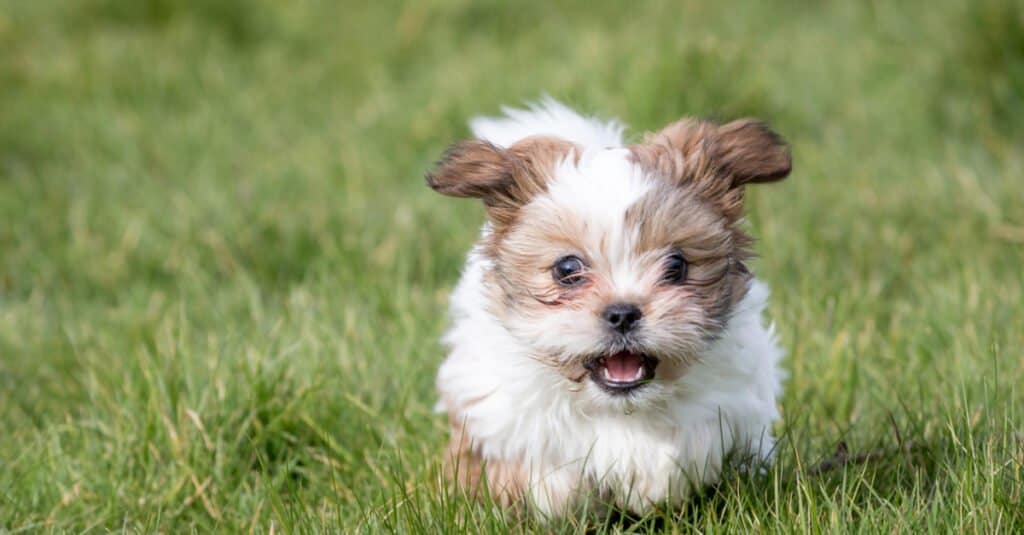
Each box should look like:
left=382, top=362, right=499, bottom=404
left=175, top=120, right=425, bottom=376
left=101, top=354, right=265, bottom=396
left=1, top=0, right=1022, bottom=532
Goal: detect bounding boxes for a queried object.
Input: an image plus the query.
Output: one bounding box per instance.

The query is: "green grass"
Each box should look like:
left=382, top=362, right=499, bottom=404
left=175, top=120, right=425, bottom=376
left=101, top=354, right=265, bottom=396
left=1, top=0, right=1022, bottom=532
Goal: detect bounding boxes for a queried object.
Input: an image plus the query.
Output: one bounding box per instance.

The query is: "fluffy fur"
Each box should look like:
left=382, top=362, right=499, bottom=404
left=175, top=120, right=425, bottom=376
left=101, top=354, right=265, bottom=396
left=427, top=99, right=791, bottom=517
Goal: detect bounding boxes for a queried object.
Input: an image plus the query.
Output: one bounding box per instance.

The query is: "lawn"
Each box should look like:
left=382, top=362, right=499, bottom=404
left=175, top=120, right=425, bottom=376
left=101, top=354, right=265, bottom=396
left=1, top=0, right=1022, bottom=532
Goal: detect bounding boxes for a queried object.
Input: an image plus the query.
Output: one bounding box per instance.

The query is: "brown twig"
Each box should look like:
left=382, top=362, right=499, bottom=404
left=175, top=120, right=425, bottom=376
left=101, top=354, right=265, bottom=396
left=804, top=440, right=919, bottom=477
left=803, top=411, right=924, bottom=478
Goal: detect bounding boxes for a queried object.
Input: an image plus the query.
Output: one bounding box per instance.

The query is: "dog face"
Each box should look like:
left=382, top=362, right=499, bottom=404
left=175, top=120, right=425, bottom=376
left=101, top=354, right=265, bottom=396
left=428, top=118, right=790, bottom=410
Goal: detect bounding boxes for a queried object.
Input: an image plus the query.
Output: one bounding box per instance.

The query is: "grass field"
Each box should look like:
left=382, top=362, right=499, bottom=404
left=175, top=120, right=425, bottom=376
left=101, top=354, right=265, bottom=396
left=1, top=0, right=1022, bottom=532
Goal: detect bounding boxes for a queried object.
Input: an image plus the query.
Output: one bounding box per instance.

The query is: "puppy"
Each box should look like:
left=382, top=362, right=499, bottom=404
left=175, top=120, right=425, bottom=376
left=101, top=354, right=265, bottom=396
left=427, top=99, right=791, bottom=516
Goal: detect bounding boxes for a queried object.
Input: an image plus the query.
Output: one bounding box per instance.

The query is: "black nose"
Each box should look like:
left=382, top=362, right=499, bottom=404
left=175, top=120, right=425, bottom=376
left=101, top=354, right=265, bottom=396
left=603, top=303, right=642, bottom=333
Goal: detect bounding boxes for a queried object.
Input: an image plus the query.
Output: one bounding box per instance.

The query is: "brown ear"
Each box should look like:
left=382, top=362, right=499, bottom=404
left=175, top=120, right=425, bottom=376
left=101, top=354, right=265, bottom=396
left=715, top=119, right=791, bottom=185
left=425, top=137, right=575, bottom=226
left=633, top=117, right=791, bottom=220
left=646, top=117, right=791, bottom=187
left=425, top=140, right=516, bottom=200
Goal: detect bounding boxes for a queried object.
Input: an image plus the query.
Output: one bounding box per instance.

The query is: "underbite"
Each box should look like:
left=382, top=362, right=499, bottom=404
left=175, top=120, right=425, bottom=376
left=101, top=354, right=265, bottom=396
left=582, top=351, right=659, bottom=395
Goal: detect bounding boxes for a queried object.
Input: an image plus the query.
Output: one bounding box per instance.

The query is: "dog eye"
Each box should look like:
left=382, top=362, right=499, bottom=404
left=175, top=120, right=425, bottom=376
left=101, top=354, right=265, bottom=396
left=552, top=256, right=586, bottom=286
left=662, top=252, right=688, bottom=285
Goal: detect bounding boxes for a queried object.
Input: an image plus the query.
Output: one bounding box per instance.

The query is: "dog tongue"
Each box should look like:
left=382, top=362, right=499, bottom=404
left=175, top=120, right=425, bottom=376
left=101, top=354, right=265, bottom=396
left=604, top=351, right=644, bottom=382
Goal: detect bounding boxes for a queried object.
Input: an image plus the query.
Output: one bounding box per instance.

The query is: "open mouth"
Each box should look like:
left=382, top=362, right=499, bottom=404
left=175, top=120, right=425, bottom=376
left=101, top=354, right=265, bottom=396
left=583, top=351, right=659, bottom=395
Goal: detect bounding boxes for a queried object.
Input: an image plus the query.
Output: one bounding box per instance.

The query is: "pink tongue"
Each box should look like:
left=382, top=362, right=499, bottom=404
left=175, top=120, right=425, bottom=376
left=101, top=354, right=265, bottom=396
left=604, top=352, right=644, bottom=382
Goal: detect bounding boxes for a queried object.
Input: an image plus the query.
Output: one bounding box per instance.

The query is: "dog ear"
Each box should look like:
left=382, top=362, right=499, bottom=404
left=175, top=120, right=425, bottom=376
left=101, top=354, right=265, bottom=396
left=426, top=140, right=517, bottom=201
left=425, top=140, right=533, bottom=227
left=426, top=137, right=573, bottom=226
left=635, top=117, right=791, bottom=219
left=714, top=119, right=791, bottom=186
left=650, top=118, right=791, bottom=187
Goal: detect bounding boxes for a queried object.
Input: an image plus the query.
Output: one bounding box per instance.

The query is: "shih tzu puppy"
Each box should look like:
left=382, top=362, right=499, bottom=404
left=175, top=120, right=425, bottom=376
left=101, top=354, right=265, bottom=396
left=427, top=99, right=791, bottom=516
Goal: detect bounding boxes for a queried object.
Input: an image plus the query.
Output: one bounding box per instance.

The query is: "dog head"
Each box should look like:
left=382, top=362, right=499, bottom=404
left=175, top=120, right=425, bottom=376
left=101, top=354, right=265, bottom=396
left=427, top=118, right=790, bottom=409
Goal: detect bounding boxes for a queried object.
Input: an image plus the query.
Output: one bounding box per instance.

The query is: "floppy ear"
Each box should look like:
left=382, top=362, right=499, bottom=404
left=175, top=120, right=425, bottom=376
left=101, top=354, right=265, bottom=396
left=634, top=117, right=791, bottom=219
left=715, top=119, right=791, bottom=186
left=425, top=137, right=574, bottom=226
left=425, top=140, right=525, bottom=226
left=425, top=140, right=516, bottom=201
left=648, top=117, right=791, bottom=187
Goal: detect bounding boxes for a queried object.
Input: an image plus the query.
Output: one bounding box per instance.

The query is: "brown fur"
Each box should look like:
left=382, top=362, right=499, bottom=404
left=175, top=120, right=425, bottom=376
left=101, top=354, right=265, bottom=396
left=630, top=118, right=791, bottom=220
left=426, top=136, right=578, bottom=231
left=489, top=201, right=590, bottom=308
left=626, top=117, right=791, bottom=314
left=624, top=184, right=751, bottom=325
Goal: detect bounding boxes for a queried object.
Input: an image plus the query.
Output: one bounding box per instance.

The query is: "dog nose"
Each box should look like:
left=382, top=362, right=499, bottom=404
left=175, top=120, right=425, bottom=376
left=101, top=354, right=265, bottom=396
left=603, top=303, right=642, bottom=333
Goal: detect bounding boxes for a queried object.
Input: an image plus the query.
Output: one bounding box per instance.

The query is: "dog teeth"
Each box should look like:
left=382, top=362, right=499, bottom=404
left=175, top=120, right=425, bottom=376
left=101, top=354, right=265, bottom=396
left=601, top=364, right=646, bottom=383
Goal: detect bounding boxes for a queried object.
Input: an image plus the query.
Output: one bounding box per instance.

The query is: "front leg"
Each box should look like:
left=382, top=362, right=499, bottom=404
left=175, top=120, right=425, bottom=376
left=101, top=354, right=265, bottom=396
left=444, top=414, right=584, bottom=516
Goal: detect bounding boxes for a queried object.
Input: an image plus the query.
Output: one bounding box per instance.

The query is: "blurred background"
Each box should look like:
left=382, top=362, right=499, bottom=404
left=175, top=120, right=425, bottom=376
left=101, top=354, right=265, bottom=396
left=1, top=0, right=1021, bottom=531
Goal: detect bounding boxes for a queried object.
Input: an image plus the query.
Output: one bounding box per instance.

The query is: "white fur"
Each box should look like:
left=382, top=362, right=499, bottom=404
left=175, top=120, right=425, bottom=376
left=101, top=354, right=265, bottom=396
left=470, top=97, right=625, bottom=149
left=437, top=101, right=785, bottom=516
